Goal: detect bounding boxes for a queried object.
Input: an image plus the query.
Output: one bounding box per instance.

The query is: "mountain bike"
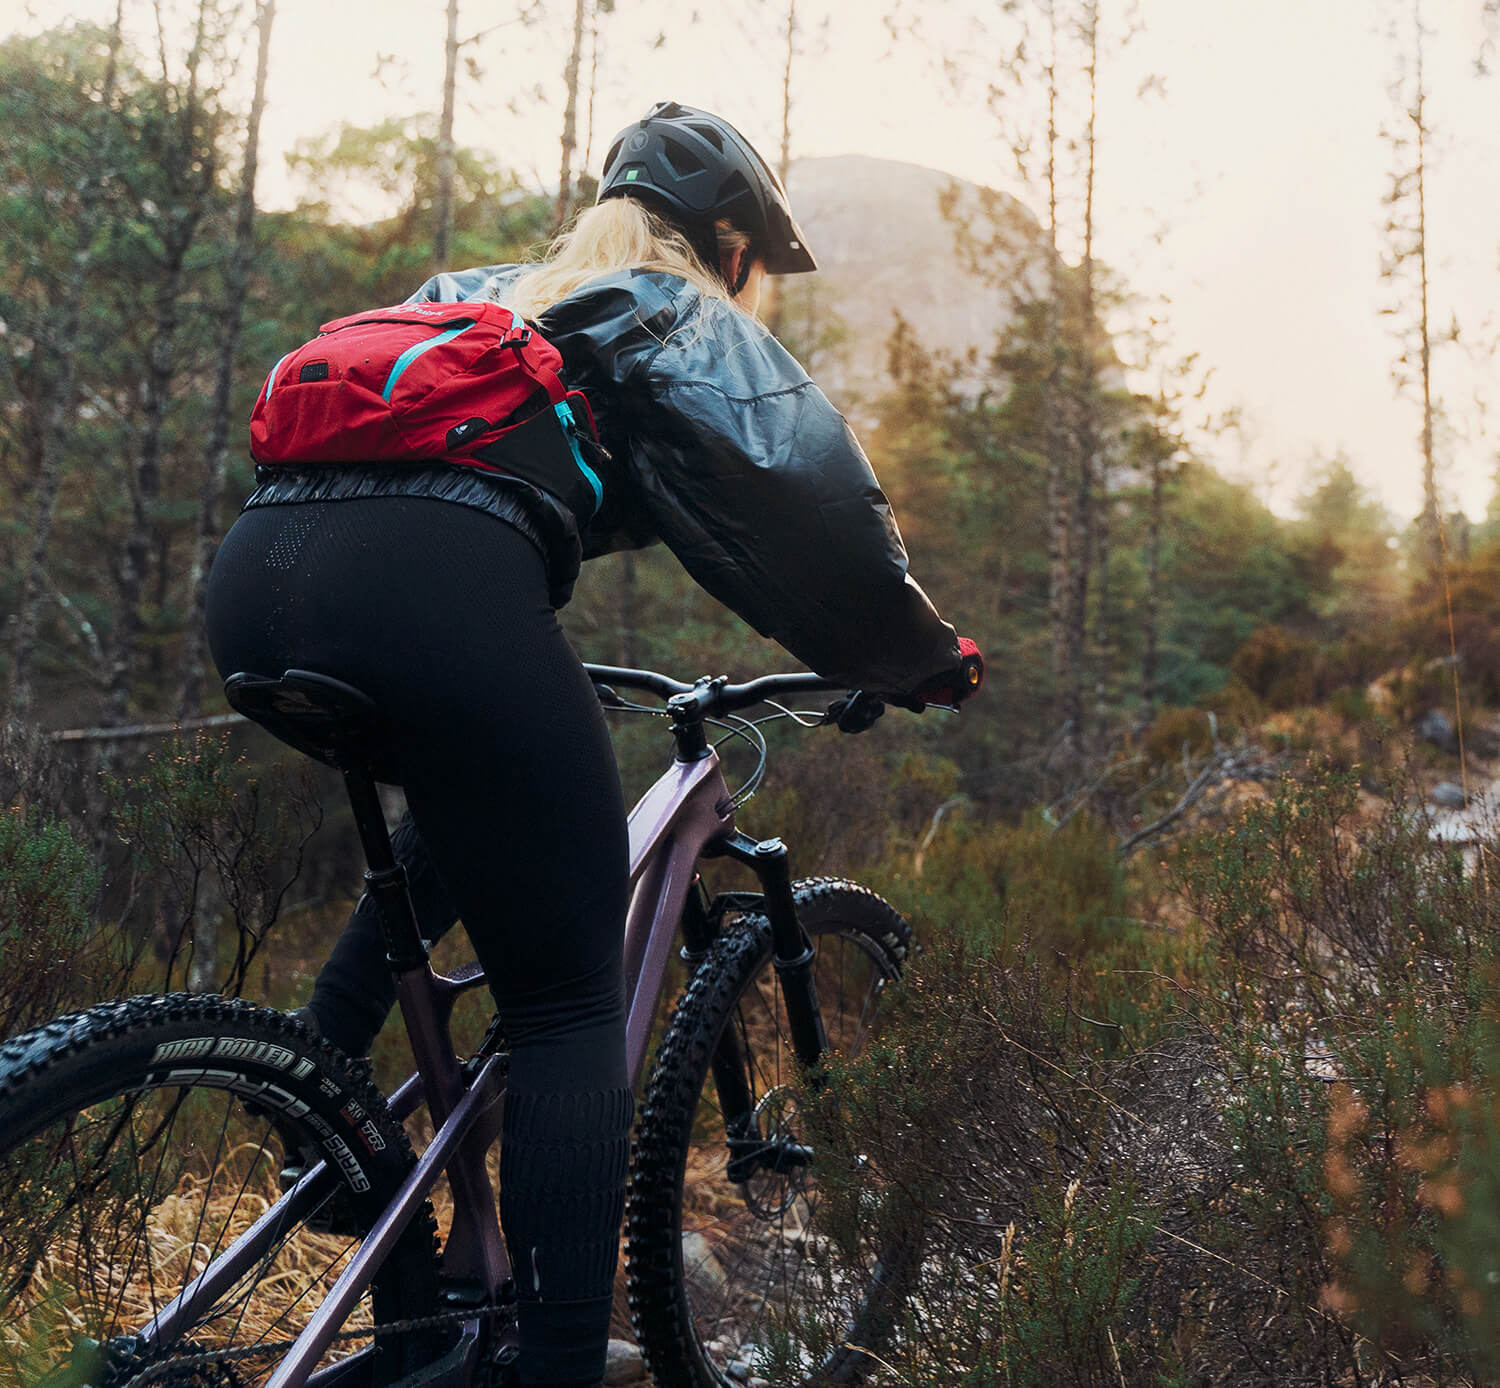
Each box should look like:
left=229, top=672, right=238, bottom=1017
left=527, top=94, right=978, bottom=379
left=0, top=663, right=918, bottom=1388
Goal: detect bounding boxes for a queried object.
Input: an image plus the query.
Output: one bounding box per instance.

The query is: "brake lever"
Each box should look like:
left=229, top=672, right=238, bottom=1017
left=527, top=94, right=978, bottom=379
left=823, top=691, right=886, bottom=734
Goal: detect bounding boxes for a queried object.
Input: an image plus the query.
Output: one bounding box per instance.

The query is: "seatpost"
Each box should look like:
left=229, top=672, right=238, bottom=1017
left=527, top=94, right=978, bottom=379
left=341, top=768, right=429, bottom=973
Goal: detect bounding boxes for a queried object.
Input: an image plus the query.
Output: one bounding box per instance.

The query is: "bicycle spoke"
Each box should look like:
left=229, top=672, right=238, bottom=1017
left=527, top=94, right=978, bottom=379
left=0, top=999, right=443, bottom=1385
left=129, top=1087, right=201, bottom=1326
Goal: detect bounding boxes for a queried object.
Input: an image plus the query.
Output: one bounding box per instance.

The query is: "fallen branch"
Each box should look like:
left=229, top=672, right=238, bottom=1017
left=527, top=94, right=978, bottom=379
left=1117, top=747, right=1260, bottom=858
left=914, top=795, right=968, bottom=877
left=50, top=713, right=245, bottom=744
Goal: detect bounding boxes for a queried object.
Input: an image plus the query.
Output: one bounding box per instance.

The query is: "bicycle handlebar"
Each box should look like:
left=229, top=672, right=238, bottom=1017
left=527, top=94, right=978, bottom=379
left=584, top=664, right=844, bottom=718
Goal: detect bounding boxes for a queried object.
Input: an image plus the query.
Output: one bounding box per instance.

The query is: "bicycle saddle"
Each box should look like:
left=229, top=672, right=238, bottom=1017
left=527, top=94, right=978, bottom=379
left=224, top=669, right=400, bottom=783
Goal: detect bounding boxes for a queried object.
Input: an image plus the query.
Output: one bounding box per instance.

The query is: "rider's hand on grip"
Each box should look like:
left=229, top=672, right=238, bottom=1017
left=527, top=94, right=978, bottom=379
left=906, top=637, right=984, bottom=710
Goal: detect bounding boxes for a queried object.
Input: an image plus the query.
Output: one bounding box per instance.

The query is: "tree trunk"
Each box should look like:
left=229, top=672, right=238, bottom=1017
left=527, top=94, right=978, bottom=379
left=179, top=0, right=275, bottom=721
left=1141, top=439, right=1163, bottom=719
left=582, top=0, right=601, bottom=176
left=1412, top=4, right=1440, bottom=578
left=1091, top=489, right=1111, bottom=728
left=1043, top=0, right=1071, bottom=697
left=553, top=0, right=588, bottom=231
left=1060, top=1, right=1100, bottom=745
left=109, top=254, right=186, bottom=722
left=6, top=0, right=125, bottom=726
left=434, top=0, right=459, bottom=265
left=765, top=0, right=797, bottom=338
left=107, top=1, right=214, bottom=725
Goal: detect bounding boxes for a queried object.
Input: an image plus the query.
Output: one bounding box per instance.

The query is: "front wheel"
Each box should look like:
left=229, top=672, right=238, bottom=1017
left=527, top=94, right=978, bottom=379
left=626, top=878, right=915, bottom=1388
left=0, top=994, right=443, bottom=1386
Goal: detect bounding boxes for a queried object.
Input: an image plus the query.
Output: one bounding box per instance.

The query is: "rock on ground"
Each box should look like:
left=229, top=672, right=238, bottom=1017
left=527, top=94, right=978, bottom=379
left=1430, top=781, right=1469, bottom=808
left=604, top=1338, right=647, bottom=1385
left=1418, top=708, right=1460, bottom=754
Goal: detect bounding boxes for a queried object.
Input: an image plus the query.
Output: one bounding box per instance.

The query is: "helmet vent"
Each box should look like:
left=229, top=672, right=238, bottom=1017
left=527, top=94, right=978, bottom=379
left=661, top=137, right=704, bottom=178
left=690, top=123, right=724, bottom=151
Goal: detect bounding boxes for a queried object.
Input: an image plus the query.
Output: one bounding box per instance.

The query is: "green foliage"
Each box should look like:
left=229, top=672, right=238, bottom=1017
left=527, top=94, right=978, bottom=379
left=1287, top=453, right=1402, bottom=631
left=0, top=804, right=103, bottom=1036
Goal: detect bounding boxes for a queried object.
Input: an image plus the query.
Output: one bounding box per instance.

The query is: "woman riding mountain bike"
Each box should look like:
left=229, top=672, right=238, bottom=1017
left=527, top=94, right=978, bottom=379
left=204, top=99, right=982, bottom=1388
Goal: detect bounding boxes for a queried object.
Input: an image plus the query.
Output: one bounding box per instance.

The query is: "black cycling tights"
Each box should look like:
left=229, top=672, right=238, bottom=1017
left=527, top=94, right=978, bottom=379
left=206, top=497, right=630, bottom=1388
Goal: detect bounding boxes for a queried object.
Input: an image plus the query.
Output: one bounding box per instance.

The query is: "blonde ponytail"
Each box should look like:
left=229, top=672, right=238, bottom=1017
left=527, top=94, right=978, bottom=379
left=496, top=199, right=752, bottom=326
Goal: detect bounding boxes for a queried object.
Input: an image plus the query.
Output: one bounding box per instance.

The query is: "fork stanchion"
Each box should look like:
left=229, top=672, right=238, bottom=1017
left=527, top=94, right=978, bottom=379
left=712, top=830, right=826, bottom=1069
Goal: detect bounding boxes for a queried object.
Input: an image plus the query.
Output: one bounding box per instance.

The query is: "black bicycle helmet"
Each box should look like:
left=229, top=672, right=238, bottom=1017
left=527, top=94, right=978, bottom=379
left=597, top=101, right=817, bottom=282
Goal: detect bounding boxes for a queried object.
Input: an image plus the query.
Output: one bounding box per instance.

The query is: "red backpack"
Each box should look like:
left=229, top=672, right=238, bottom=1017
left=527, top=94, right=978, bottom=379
left=248, top=300, right=604, bottom=517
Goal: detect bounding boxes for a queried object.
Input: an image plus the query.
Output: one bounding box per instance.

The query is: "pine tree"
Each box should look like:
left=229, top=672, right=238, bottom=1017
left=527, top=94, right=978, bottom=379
left=6, top=3, right=126, bottom=727
left=179, top=0, right=276, bottom=720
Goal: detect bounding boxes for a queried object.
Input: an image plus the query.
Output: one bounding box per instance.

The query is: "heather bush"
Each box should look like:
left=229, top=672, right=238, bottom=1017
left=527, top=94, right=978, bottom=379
left=768, top=763, right=1500, bottom=1383
left=0, top=803, right=106, bottom=1036
left=0, top=724, right=328, bottom=1042
left=106, top=733, right=324, bottom=996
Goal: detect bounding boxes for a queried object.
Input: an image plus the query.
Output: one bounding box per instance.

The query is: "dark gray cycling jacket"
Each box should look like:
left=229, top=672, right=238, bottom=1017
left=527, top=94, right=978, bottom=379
left=243, top=264, right=958, bottom=696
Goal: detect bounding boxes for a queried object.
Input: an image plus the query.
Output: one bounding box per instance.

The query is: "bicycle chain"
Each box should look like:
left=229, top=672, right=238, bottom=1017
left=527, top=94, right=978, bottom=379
left=112, top=1301, right=512, bottom=1387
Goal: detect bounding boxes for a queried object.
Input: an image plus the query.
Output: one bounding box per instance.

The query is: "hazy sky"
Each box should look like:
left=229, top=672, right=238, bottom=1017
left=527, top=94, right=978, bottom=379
left=9, top=0, right=1499, bottom=523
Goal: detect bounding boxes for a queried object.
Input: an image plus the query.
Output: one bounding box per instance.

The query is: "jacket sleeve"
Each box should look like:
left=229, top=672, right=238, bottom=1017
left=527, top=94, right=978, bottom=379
left=623, top=296, right=960, bottom=695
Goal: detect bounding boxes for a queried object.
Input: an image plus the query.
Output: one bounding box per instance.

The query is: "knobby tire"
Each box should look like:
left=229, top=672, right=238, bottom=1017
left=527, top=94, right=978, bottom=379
left=626, top=878, right=915, bottom=1388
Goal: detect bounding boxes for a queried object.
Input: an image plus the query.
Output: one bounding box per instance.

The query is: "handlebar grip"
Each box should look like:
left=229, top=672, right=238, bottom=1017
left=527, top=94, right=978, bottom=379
left=957, top=643, right=984, bottom=695
left=910, top=638, right=984, bottom=710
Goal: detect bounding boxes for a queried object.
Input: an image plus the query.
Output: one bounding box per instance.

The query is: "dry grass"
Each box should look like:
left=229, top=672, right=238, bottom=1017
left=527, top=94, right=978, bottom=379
left=2, top=1142, right=376, bottom=1384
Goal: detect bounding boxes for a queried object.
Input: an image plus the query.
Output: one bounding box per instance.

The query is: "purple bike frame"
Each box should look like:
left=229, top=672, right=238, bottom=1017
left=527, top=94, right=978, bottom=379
left=181, top=744, right=740, bottom=1388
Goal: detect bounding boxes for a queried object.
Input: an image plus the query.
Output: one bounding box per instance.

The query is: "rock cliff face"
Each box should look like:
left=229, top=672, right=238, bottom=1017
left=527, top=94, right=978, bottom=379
left=775, top=154, right=1042, bottom=417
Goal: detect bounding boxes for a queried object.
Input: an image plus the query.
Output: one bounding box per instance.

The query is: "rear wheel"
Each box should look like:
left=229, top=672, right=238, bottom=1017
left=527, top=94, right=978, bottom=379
left=0, top=995, right=443, bottom=1386
left=626, top=879, right=915, bottom=1388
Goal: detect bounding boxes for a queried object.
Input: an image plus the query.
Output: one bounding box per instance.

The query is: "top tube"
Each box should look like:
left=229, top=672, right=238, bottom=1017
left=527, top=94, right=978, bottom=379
left=584, top=664, right=844, bottom=717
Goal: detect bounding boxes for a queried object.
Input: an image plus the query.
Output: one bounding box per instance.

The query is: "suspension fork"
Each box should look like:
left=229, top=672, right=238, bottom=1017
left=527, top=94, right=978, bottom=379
left=706, top=830, right=828, bottom=1071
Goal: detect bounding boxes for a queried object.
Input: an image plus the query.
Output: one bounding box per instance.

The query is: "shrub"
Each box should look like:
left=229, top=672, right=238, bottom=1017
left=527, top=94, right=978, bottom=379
left=1139, top=705, right=1216, bottom=767
left=0, top=804, right=106, bottom=1036
left=1231, top=624, right=1322, bottom=708
left=106, top=733, right=324, bottom=996
left=777, top=765, right=1500, bottom=1383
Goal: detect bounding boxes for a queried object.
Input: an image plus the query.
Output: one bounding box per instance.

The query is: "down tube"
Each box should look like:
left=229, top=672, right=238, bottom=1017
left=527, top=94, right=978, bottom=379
left=621, top=753, right=735, bottom=1087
